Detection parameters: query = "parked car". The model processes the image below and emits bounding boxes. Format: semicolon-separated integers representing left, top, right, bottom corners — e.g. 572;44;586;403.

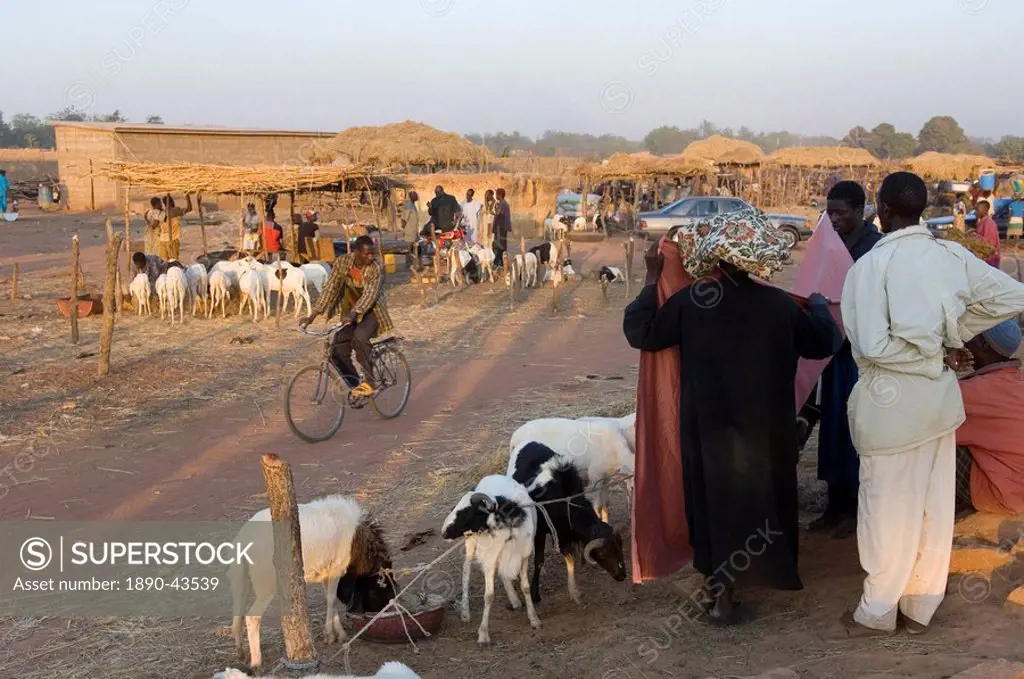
637;196;813;248
924;198;1015;239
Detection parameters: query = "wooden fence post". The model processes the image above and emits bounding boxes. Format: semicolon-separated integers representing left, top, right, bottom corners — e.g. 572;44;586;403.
551;239;562;312
275;256;284;329
105;220;123;314
69;235;80;344
98;230;123;377
198;192;209;257
260;454;318;670
11;262;18;301
504;252;513;310
623;242;632;300
123;183;132;301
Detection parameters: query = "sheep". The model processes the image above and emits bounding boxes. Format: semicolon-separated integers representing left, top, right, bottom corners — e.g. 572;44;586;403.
273;266;312;318
212;661;420;679
528;241;557;271
185;263;209;316
551;214;569;238
508;413;636;523
442;474;540;647
238;269;268;323
468;243;496;283
229;494;396;670
448;247;477;288
597;265;625;294
164;266;188;325
155;274;169;319
238;256;274;313
129;273;152;316
510;441;627;605
504;251;538;288
301;262;330;296
208;269;235;319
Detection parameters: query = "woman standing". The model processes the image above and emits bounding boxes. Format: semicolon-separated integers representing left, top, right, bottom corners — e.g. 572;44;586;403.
401;191;420;244
479;189;496;247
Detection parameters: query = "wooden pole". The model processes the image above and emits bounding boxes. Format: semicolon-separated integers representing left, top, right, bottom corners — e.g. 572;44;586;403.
98;229;123;377
105;220;123;314
89;159;96;211
239;193;247;253
11;262;18;301
504;252;513;310
275;255;284;328
551;239;561;312
624;242;632;299
197;192;209;256
519;235;526;292
258;196;269;261
430;224;440;291
260;454;318;670
69;235;80;344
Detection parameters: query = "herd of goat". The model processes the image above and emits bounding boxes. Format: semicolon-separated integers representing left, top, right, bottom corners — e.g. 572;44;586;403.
129;256;332;324
222;412;636;677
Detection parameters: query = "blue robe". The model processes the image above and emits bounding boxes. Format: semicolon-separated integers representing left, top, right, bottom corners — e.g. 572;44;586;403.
0;175;10;212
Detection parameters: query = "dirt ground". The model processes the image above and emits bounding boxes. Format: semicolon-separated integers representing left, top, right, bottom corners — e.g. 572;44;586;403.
0;209;1021;679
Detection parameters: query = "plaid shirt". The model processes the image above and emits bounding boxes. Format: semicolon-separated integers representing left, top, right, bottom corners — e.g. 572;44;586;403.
312;253;393;336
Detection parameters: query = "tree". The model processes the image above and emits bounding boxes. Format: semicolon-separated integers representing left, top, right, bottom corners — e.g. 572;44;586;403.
993;136;1024;164
868;123;917;159
145;114;164;124
918;116;970;154
92;109;128;123
643;126;697;154
49;106;88;122
9;113;54;148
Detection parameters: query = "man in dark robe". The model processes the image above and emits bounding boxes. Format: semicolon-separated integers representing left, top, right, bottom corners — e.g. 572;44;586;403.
427;185;462;234
623;214;842;624
805;181;884;538
492;187;511;269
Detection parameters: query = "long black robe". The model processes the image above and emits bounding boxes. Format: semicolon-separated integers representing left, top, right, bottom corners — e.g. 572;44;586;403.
624;271;841;590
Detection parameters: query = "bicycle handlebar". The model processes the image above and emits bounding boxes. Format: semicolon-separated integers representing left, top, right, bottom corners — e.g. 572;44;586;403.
298;322;350;337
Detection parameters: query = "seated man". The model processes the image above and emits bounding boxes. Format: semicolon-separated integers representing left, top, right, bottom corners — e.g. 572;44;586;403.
299;235;393;398
956;318;1024;515
131;251;166;287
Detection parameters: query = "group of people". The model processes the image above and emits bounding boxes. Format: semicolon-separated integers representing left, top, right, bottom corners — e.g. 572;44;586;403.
625;171;1024;635
400;184;512;269
242;203;323;261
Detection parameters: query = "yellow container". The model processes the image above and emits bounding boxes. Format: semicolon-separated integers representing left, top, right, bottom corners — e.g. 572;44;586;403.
383;253;405;274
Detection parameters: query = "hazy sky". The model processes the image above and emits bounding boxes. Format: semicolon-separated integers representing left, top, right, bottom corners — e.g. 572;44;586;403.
5;0;1021;141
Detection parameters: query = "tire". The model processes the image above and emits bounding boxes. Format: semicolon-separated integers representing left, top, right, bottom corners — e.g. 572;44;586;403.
370;347;412;420
778;226;799;249
284;364;346;443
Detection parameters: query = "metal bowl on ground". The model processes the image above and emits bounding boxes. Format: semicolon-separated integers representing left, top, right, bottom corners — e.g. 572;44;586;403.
3;213;18;222
348;593;447;644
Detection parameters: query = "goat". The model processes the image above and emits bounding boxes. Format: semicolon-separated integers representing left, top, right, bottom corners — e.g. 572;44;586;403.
208;269;234;319
238;269;268;323
597;265;625;285
129;273;152;316
442;475;540;647
504;251;538;288
510;442;627;605
448;247;478;288
165;266;188;324
185;263;209;316
273;266;312;318
300;262;330;295
229;494;396;670
528;242;557;271
551;215;569;238
212;661;420;679
509;413;636;523
155;274;169;319
468;243;496;283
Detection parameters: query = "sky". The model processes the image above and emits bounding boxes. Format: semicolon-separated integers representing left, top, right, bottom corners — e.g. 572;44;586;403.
3;0;1021;142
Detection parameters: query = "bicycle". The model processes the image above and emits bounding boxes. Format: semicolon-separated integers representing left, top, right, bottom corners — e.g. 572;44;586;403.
284;322;412;443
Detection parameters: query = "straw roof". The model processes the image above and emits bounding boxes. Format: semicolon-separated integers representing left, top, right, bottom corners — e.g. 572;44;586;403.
904;152;997;180
765;146;882;168
579;152;714;179
681;135;765;165
314;121;492;170
96;161;404;195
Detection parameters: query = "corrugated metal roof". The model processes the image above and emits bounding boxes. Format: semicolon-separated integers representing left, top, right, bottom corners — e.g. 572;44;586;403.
47;121;337;138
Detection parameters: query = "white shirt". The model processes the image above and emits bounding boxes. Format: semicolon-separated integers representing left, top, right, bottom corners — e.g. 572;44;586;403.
460;200;482;233
841;225;1024;455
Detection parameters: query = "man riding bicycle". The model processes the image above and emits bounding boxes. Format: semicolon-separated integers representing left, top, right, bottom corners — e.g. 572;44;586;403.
300;235;393;398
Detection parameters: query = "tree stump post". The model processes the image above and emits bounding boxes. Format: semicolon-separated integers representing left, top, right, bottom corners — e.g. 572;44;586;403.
11;262;18;301
98;230;123;377
70;235;80;344
105;220;123;314
624;242;632;299
198;192;209;257
504;252;513;310
260;454;318;670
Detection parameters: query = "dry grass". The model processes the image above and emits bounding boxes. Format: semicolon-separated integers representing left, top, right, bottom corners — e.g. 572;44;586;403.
681;135;765;166
904;152;998;181
765;146;882;168
312;121;492;171
578;152;714;180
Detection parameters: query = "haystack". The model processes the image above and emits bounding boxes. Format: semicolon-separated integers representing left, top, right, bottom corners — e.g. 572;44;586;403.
580;152;713;180
315;121;492;171
766;146;882;168
681;135;764;165
904;152;997;180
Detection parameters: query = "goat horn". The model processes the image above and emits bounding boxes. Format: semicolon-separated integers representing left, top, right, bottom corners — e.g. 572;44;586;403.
469;493;494;510
583;538;604;566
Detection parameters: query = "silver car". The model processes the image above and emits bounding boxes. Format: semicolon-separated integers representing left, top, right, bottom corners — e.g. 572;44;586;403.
637;196;812;249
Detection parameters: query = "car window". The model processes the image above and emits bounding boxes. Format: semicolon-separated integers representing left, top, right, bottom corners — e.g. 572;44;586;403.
664;199;694;216
687;200;719;218
724;199;746;213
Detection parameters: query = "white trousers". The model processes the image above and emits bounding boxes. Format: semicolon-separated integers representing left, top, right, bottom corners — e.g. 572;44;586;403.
854;433;956;631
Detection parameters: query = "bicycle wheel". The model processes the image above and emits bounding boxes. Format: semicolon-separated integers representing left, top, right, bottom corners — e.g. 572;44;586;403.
284;364;346;443
370;347;412;419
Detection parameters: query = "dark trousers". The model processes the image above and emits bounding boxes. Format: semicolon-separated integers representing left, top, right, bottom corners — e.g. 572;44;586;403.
331;313;378;386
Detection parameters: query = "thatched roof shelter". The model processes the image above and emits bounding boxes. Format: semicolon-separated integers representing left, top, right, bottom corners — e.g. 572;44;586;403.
904;152;997;180
681;135;764;166
313;121;492;171
96;161;405;195
579;151;714;180
765;146;882;168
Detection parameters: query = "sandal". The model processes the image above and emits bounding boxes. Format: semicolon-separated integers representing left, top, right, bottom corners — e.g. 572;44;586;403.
350;382;377;398
840;610;895;638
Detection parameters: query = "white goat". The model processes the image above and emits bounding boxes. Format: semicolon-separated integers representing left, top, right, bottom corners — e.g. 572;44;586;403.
185;263;209;316
300;262;329;295
164;266;188;325
274;266;312;318
208;269;235;318
468;243;496;283
229;494;395;670
238;269;268;323
504;251;538;288
508;413;636;523
212;662;420;679
155;274;168;319
442;475;540;647
129;273;152;316
448;247;475;288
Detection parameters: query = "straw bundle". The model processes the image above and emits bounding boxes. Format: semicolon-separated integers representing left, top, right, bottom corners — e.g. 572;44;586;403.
766;146;882;168
580;152;713;179
681;135;764;165
96;161;403;195
314;121;492;170
940;228;997;261
904;152;996;180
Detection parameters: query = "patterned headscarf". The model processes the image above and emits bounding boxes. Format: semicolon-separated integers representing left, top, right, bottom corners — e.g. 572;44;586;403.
670;208;788;280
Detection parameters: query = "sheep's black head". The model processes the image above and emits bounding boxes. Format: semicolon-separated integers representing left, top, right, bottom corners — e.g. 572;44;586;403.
338;520;398;614
275;269;288;280
583;527;626;582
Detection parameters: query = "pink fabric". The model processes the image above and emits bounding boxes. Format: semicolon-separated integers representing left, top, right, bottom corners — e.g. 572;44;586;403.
631;238;699;583
975;216;1001;267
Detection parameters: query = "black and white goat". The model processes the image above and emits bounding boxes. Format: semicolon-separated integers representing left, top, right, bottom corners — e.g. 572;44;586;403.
442;474;540;646
597;265;626;284
229;495;396;669
509;442;626;606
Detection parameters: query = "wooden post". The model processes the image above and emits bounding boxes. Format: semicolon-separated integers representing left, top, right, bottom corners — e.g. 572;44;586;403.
504;252;513;310
69;235;80;344
624;242;632;299
98;229;123;377
162;194;172;261
197;192;209;256
105;221;123;314
11;262;18;301
275;255;284;328
258;196;269;261
89;159;96;211
123;183;132;301
551;239;561;312
239;193;247;253
430;224;440;290
260;454;318;670
519;236;526;292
